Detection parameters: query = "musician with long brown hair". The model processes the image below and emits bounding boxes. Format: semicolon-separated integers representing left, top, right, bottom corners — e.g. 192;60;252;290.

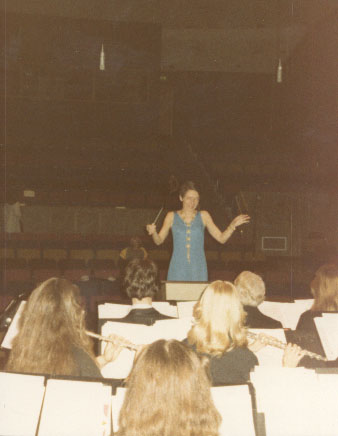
296;263;338;332
186;280;305;385
146;181;249;282
116;339;221;436
291;263;338;368
6;277;122;377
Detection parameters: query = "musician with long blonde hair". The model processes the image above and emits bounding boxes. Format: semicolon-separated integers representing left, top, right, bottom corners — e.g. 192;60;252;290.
117;339;221;436
187;280;305;385
6;277;122;377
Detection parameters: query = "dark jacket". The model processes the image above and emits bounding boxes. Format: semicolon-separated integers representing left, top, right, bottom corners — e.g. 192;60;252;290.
185;341;258;385
287;310;338;369
244;305;283;329
111;307;173;326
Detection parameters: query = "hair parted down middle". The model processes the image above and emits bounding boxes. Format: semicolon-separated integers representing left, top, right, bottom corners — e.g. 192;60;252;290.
117;339;221;436
6;277;95;376
123;258;159;299
188;280;248;356
311;263;338;311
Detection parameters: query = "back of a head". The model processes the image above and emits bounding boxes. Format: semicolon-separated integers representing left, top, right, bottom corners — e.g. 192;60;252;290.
311;264;338;311
6;277;91;375
117;339;221;436
234;271;266;307
188;280;247;355
123;258;159;300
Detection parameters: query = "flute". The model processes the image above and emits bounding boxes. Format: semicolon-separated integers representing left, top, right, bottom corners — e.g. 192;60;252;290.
85;330;140;352
247;331;328;362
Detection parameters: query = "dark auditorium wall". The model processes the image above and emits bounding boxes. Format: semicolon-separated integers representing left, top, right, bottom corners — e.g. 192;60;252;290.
1;192;337;260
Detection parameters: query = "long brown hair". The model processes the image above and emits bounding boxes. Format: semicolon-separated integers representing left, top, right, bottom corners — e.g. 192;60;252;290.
188;280;248;356
311;264;338;311
6;277;95;376
117;340;221;436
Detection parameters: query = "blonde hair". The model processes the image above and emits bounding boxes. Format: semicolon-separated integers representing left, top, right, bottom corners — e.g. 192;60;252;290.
188;280;247;356
234;271;266;306
6;278;95;376
117;340;221;436
311;264;338;311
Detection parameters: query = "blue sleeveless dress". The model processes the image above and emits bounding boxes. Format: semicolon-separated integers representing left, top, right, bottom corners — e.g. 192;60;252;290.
167;211;208;282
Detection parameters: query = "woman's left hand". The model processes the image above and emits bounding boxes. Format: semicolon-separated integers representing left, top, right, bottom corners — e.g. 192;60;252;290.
230;214;250;229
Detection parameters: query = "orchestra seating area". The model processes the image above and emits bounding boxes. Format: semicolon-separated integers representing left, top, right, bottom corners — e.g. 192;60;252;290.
1;231;330;312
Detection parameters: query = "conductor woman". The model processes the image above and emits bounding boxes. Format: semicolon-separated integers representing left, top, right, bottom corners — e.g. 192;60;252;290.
147;181;249;282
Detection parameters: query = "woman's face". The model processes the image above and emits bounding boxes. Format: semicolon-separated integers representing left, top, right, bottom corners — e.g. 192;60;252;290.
180;189;200;210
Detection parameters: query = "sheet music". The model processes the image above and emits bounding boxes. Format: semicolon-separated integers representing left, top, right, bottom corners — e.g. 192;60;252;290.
250;328;286;366
101;318;192;348
314;314;338;360
259;300;313;330
316;373;338;435
111;387;126;433
112;385;255;436
100;347;136;379
177;301;197;318
98;303;130;319
98;302;178;319
211;385;255;436
38;379;112;436
1;300;26;349
152;302;178;318
0;371;45;436
251;366;320;436
100;318;192;379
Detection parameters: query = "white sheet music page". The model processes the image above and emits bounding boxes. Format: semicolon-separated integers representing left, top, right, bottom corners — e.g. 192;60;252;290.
250;328;286;366
250;366;319;436
1;300;26;349
100;319;192;379
258;301;308;330
101;318;192;348
211;385;255;436
111;387;126;433
177;300;196;318
316;373;338;436
38;379;112;436
98;303;130;319
98;302;178;319
0;371;45;436
152;318;192;341
314;313;338;360
152;302;178;317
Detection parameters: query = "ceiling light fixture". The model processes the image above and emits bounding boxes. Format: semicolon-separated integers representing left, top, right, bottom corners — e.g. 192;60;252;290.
99;44;105;71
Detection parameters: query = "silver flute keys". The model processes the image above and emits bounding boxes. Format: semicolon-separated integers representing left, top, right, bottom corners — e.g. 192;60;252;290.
247;331;328;362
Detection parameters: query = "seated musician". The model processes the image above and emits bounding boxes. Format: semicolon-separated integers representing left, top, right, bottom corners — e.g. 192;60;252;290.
185;280;305;385
116;339;221;436
290;264;338;368
296;263;338;332
6;278;122;378
114;258;173;326
234;271;283;329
